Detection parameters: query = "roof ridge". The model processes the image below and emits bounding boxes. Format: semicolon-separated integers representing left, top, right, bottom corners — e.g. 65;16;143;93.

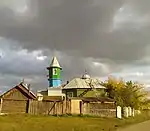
18;83;37;98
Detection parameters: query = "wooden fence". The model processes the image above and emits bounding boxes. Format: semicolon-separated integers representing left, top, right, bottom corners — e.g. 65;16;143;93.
28;99;116;117
28;100;71;115
80;101;116;117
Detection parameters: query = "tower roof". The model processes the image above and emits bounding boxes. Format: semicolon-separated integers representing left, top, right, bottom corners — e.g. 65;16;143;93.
63;78;106;89
50;56;61;68
82;70;91;79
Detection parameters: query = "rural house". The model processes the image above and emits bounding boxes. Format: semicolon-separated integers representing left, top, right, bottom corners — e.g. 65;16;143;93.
0;82;36;114
62;72;107;98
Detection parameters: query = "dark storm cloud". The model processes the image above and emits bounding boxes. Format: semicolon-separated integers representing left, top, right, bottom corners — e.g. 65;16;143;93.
0;43;114;91
1;0;150;62
1;0;150;91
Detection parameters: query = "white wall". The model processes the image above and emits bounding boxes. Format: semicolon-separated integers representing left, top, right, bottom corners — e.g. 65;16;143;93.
48;88;63;96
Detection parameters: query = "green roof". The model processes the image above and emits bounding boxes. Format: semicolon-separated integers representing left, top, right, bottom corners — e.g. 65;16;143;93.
63;78;106;89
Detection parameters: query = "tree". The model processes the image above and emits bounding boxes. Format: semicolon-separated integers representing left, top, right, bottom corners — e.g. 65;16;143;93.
125;81;148;109
102;76;148;109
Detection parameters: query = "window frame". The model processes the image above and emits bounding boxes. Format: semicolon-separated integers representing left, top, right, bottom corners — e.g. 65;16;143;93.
53;68;57;75
67;92;73;97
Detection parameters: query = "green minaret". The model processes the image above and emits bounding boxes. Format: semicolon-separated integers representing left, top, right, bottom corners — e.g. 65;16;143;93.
47;56;62;87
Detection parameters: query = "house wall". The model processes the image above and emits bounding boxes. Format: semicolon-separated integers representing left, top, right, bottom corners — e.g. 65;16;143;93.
2;100;28;113
1;88;29;114
2;88;28;100
48;88;63;96
62;89;77;97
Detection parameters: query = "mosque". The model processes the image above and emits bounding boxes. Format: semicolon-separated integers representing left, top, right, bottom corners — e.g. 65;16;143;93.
0;56;114;115
37;56;107;100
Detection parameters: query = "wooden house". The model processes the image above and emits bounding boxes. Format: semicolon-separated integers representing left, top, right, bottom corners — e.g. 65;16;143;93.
62;73;107;98
0;82;36;114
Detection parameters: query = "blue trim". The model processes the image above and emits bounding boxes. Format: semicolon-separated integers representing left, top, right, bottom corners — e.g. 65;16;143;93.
48;78;62;80
48;79;61;87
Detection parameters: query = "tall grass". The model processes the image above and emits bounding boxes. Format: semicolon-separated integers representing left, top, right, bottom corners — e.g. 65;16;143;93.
0;111;150;131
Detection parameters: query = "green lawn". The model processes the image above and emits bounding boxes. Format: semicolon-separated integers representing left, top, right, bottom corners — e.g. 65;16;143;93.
0;113;150;131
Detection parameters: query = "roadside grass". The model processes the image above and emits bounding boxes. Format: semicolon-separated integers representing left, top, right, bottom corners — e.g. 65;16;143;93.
0;111;150;131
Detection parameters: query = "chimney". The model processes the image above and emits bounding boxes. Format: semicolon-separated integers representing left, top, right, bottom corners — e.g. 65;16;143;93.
28;84;31;92
22;78;25;83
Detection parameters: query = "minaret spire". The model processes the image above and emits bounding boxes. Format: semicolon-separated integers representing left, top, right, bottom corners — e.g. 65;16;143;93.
50;56;61;68
47;56;62;88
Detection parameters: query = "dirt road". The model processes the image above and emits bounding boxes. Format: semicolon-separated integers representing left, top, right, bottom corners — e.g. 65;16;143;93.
118;120;150;131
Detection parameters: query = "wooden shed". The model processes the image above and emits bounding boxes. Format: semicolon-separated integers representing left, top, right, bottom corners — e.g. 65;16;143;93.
0;82;36;114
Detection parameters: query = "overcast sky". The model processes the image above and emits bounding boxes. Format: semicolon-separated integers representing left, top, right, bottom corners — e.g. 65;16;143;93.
1;0;150;93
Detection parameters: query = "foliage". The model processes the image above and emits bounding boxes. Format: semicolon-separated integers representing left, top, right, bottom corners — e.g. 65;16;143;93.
102;76;148;109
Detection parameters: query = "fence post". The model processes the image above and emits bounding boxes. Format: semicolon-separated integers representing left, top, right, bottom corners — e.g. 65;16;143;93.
116;106;122;119
26;99;30;113
61;101;64;115
132;108;135;117
128;107;132;117
80;101;83;115
64;97;67;114
123;107;129;118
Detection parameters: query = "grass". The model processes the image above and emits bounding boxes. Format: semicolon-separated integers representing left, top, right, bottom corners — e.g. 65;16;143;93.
0;112;150;131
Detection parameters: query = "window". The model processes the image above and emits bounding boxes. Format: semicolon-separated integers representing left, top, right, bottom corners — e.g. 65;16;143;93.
67;92;73;97
53;68;57;75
